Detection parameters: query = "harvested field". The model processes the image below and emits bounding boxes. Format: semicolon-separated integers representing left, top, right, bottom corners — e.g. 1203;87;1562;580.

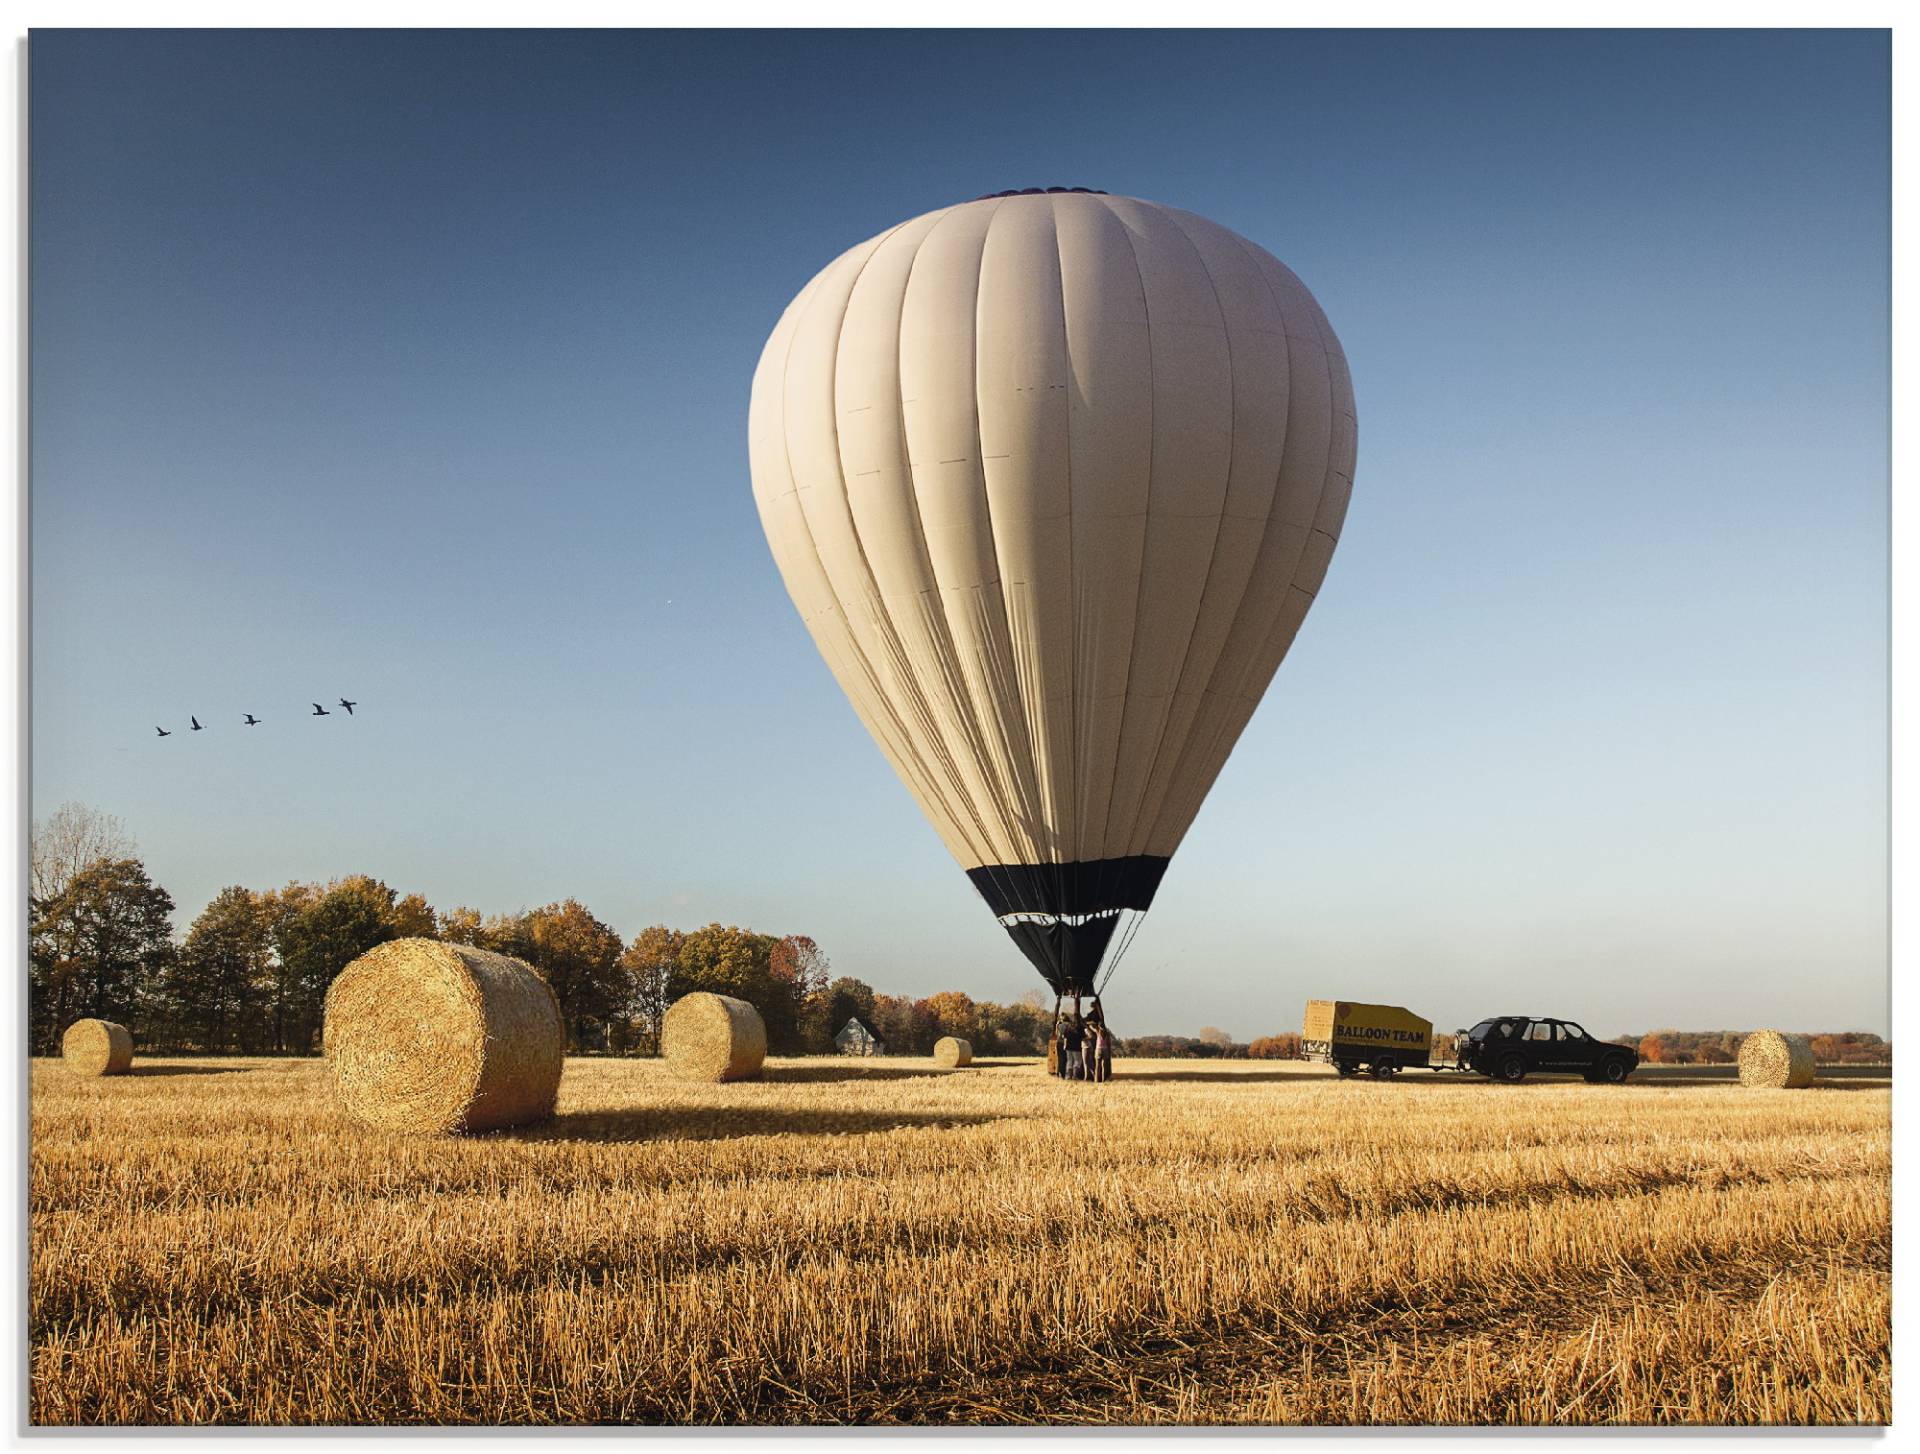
29;1056;1889;1426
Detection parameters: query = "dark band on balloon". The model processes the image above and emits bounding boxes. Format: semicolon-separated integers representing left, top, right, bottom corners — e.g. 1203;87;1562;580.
966;856;1170;995
965;856;1170;919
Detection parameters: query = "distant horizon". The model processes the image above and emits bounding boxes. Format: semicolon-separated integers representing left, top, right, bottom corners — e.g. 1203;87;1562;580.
31;29;1890;1040
26;791;1894;1047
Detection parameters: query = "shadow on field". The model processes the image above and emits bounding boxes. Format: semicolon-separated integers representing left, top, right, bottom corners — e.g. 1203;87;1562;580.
1299;1072;1889;1093
769;1058;1030;1083
767;1065;953;1084
1630;1075;1888;1092
1116;1070;1320;1084
126;1064;254;1077
516;1106;1015;1144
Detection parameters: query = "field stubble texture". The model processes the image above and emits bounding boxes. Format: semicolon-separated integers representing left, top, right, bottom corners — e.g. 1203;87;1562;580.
30;1056;1888;1426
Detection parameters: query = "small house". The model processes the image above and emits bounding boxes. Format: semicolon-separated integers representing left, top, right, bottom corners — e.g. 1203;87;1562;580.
835;1017;885;1057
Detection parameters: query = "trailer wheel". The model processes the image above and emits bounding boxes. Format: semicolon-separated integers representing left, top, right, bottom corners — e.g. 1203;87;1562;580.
1335;1061;1359;1077
1497;1053;1528;1083
1369;1061;1395;1079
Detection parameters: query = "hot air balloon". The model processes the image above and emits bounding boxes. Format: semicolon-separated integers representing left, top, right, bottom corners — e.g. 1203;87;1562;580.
748;187;1355;1016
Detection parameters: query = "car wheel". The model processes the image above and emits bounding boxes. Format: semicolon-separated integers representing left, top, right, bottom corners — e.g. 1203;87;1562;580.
1601;1057;1630;1084
1498;1053;1528;1083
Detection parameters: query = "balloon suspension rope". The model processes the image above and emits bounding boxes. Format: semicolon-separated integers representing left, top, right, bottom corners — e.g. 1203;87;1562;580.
1096;909;1147;997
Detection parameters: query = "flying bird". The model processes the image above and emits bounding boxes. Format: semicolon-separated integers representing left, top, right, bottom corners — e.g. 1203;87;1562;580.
190;716;204;732
243;714;261;726
338;698;357;715
311;703;330;716
154;726;171;738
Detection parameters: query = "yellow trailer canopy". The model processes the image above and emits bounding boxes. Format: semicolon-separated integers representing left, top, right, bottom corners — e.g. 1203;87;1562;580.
1302;1000;1433;1056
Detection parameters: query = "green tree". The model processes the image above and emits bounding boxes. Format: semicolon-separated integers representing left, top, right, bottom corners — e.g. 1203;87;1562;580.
975;994;1049;1055
28;856;176;1052
817;976;876;1051
165;886;271;1051
671;923;802;1048
255;883;319;1051
272;876;399;1052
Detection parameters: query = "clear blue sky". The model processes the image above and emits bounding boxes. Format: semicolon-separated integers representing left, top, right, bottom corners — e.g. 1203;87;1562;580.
31;29;1889;1039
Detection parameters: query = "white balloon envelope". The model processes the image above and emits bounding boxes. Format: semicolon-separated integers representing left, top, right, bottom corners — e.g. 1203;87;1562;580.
748;188;1356;997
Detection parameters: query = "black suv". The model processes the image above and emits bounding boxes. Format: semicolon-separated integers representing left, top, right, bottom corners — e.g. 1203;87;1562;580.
1455;1017;1637;1084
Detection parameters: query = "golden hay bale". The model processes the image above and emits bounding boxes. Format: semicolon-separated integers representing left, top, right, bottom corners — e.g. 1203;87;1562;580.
323;938;564;1134
1738;1030;1816;1089
61;1019;132;1076
933;1036;973;1068
662;992;766;1082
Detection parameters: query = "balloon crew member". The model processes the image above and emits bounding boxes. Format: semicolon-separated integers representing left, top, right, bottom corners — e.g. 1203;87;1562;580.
1062;1016;1084;1081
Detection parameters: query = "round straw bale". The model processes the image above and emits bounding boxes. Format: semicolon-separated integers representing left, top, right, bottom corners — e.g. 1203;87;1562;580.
933;1036;973;1068
663;992;765;1082
323;938;564;1134
1738;1029;1816;1089
62;1019;132;1076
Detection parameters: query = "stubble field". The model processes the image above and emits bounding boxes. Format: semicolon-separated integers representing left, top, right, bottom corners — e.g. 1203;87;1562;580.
30;1054;1889;1426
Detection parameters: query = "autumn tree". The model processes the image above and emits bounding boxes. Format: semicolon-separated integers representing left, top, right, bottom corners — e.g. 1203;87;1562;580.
436;906;486;945
921;990;980;1044
519;900;627;1049
618;925;684;1055
870;993;938;1055
1248;1033;1301;1059
772;934;835;1050
387;892;438;940
770;935;831;1000
1638;1034;1668;1065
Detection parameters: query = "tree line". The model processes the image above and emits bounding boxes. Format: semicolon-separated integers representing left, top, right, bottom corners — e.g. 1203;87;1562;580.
26;804;1074;1058
40;806;1884;1065
1627;1029;1891;1065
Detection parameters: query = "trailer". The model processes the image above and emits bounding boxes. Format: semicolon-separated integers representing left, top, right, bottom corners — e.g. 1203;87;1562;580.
1301;1000;1434;1078
1304;1004;1639;1084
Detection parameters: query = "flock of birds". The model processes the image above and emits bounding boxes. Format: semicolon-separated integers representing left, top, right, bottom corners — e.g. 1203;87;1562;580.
154;698;358;738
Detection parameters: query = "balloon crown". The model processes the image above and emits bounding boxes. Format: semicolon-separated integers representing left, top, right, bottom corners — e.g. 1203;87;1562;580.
975;186;1110;200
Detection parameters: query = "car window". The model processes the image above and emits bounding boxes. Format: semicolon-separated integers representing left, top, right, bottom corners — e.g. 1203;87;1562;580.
1468;1020;1496;1038
1494;1020;1517;1038
1527;1021;1554;1041
1561;1023;1590;1041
